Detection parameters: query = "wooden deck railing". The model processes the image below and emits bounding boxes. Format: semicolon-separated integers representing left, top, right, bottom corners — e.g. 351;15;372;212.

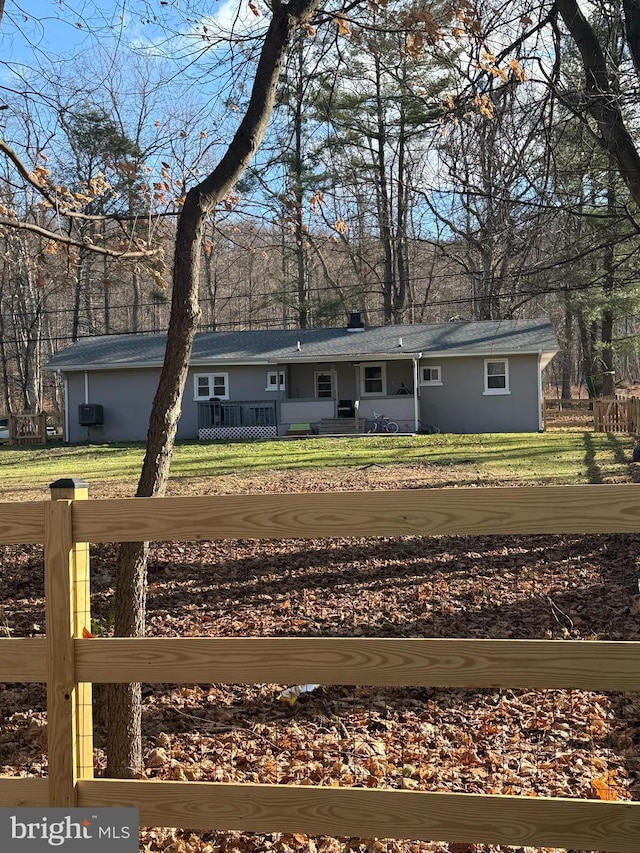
0;482;639;851
197;399;277;429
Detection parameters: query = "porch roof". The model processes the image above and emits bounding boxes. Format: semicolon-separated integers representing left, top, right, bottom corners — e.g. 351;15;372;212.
46;319;558;372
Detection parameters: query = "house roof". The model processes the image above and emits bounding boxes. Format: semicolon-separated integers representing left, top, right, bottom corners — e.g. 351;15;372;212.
46;319;559;371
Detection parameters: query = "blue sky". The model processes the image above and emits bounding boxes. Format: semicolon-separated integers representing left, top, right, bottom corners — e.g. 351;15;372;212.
0;1;265;64
1;1;122;63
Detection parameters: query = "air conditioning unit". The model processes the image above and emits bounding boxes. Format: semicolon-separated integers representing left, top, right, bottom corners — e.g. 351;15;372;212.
78;404;104;426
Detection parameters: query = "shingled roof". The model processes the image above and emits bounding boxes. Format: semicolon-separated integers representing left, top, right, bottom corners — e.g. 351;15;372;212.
46;318;558;371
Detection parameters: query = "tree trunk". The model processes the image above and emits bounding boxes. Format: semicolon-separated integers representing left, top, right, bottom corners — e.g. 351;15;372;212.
601;160;617;398
624;0;640;74
102;222;110;334
292;35;309;330
561;292;573;399
106;540;148;778
394;71;409;323
72;259;82;342
106;0;323;779
372;53;394;323
131;267;141;333
556;0;640;208
202;223;219;331
0;248;11;413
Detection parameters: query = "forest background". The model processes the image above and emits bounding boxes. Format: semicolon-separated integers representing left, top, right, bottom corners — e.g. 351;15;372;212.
0;0;639;416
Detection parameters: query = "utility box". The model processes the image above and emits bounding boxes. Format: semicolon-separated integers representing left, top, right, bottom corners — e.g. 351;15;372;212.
78;403;104;426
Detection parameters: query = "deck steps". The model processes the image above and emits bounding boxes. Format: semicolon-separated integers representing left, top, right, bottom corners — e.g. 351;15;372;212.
317;417;362;435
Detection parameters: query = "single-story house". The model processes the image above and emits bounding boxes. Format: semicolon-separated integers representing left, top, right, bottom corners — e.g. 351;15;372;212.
46;315;558;443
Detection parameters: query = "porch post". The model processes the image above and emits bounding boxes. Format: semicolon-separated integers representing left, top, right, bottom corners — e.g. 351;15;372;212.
413;358;420;432
277;364;284;432
353;362;360;415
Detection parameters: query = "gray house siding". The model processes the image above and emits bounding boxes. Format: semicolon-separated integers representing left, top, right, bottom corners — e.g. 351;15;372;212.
67;364;287;442
66;368;161;443
63;354;541;442
191;364;274;402
419;355;540;433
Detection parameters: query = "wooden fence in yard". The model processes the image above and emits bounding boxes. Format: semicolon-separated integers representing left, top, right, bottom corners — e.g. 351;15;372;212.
542;397;593;430
8;412;48;445
1;411;64;445
593;398;640;433
1;481;640;851
543;396;640;433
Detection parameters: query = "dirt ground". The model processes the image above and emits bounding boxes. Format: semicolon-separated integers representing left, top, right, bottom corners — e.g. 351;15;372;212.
1;464;639;853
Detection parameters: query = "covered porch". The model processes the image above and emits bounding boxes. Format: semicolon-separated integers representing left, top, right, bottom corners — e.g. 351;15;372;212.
196;354;423;440
280;353;422;434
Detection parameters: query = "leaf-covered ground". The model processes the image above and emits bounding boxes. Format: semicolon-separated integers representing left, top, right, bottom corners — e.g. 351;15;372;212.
1;464;640;853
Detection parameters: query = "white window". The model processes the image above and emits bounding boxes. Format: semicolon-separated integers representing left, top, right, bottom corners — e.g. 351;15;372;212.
360;363;386;396
484;359;510;395
315;371;334;398
266;370;286;391
420;365;442;386
194;372;229;401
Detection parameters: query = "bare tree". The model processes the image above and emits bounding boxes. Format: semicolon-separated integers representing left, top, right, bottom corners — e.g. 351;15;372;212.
107;0;325;778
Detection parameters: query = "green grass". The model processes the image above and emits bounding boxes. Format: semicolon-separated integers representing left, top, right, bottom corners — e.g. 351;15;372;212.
0;430;634;495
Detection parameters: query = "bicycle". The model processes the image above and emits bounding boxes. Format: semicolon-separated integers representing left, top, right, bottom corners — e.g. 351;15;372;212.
370;411;399;433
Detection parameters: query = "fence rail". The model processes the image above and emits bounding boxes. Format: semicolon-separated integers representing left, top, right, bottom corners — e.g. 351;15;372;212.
2;633;639;690
69;484;640;541
1;483;640;851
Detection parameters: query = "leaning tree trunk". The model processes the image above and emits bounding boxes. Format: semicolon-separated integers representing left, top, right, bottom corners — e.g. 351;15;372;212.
556;0;640;209
106;0;323;779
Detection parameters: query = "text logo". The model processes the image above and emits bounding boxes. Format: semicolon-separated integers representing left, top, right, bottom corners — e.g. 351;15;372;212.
0;808;138;851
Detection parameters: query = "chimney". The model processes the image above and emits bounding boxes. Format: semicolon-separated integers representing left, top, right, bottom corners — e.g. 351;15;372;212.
347;311;365;332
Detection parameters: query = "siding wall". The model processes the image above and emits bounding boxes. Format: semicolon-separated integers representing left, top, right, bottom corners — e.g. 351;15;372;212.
66;368;161;443
419;355;540;433
62;353;541;442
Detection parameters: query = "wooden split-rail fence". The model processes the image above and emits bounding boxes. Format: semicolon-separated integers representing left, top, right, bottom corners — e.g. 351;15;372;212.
1;480;640;851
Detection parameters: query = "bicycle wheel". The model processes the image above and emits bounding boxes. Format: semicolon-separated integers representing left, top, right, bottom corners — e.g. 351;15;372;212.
369;420;378;433
386;421;399;433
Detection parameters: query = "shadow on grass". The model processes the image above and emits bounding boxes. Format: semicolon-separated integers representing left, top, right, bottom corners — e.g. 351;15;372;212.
597;430;640;483
606;432;630;465
583;431;604;483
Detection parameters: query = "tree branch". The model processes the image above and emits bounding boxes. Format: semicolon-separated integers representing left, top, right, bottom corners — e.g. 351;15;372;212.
0;138;168;224
0;217;158;259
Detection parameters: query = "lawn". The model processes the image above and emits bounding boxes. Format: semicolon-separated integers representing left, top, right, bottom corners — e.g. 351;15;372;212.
0;430;635;500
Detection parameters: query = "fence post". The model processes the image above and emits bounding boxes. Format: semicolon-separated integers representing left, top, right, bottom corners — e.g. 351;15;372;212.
47;478;93;807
